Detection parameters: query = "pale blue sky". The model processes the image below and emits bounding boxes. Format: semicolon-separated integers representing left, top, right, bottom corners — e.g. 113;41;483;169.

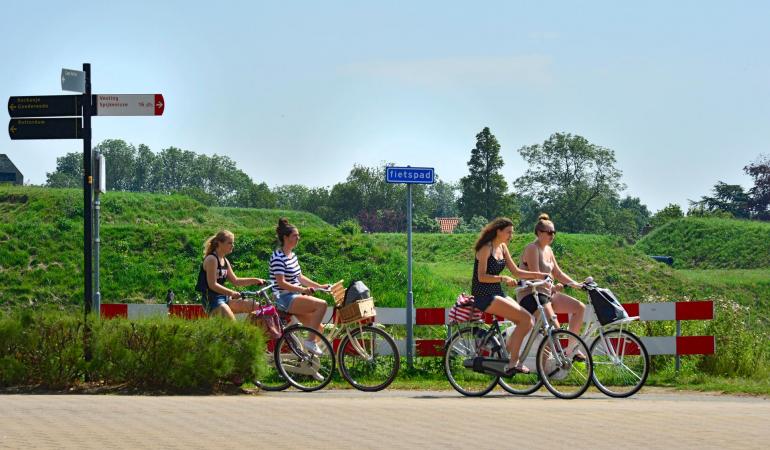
3;0;769;212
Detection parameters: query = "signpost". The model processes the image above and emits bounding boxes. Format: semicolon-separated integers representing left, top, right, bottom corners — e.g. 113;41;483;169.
385;166;435;369
7;63;164;324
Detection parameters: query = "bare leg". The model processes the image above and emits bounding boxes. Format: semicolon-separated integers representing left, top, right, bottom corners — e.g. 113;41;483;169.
210;303;236;320
551;292;585;335
288;295;327;335
485;296;534;368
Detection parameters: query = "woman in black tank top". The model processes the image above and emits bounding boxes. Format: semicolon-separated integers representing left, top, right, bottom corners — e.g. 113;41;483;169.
471;218;550;375
201;230;266;319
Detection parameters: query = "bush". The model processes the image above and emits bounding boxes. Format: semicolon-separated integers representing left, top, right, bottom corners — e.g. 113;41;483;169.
337;219;362;235
0;311;84;388
0;311;266;392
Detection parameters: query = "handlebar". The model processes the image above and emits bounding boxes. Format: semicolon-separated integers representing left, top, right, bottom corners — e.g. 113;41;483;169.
513;276;553;294
240;281;277;297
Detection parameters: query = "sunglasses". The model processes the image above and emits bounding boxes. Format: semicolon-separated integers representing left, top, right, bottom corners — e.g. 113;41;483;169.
540;230;556;236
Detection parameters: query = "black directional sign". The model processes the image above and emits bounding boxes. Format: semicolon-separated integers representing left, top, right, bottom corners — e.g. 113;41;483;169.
8;118;83;140
8;95;83;118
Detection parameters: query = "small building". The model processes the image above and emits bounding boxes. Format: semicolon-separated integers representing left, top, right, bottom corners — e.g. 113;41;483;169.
0;154;23;185
436;217;460;234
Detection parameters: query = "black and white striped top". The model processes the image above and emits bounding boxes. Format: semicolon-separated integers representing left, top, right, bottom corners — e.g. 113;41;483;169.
269;249;302;295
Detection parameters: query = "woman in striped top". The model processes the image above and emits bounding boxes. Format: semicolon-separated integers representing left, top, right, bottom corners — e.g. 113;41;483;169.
269;218;330;355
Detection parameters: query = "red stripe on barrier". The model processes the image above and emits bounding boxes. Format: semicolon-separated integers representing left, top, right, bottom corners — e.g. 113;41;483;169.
607;337;642;356
676;336;715;355
169;304;206;320
676;301;714;320
622;303;639;317
416;339;445;357
556;313;569;323
101;304;127;319
482;313;505;324
416;308;445;325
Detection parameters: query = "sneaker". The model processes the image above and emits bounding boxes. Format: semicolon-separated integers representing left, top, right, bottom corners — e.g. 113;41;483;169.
310;371;325;382
304;339;324;356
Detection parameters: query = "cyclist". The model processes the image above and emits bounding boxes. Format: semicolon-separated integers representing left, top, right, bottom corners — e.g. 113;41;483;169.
269;217;331;356
472;217;551;375
198;230;266;319
517;213;586;360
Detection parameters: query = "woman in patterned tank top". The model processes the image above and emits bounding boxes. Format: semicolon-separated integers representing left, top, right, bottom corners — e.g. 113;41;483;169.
471;217;550;375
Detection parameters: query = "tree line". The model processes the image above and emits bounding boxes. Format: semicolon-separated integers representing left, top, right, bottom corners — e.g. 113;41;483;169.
45;132;770;239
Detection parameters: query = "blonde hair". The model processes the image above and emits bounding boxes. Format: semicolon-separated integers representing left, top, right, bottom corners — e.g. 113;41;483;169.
474;217;514;252
203;230;234;258
534;213;554;235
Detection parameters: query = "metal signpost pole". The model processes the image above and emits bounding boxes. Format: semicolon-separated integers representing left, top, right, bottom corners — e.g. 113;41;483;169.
93;152;102;317
83;63;93;318
406;183;414;369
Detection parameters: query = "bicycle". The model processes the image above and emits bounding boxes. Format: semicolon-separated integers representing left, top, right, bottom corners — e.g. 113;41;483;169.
444;278;593;399
241;283;336;392
316;281;400;392
579;278;650;397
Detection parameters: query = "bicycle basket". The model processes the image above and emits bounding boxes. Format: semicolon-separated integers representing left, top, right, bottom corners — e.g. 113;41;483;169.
448;293;484;323
588;287;628;325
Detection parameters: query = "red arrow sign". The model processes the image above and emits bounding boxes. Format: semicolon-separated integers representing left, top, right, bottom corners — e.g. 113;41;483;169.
94;94;165;116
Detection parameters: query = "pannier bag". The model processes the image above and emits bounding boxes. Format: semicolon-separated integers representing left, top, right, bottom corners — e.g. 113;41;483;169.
248;304;282;340
344;280;371;306
448;293;484;323
588;287;629;325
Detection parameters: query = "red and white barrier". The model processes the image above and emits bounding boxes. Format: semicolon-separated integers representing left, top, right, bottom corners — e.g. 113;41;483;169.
101;301;715;356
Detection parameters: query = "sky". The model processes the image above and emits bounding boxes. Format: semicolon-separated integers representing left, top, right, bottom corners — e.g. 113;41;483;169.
3;0;769;212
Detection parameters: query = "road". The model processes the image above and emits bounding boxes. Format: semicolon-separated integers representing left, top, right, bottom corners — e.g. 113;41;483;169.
1;388;767;449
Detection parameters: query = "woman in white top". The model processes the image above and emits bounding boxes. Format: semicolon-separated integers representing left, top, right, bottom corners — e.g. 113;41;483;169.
269;218;330;355
518;214;586;359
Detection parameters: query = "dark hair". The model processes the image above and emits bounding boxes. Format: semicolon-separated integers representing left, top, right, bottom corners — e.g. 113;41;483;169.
276;217;297;244
474;217;514;252
534;213;554;235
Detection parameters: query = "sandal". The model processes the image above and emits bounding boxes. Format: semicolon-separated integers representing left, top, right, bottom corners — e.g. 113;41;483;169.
503;362;531;376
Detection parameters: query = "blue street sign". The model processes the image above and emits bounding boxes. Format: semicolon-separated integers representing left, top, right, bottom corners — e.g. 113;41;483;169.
385;166;435;184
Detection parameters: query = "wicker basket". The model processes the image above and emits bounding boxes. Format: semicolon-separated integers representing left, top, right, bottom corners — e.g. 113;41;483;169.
338;298;376;323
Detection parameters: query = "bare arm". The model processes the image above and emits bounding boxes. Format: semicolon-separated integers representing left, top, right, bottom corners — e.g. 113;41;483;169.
299;274;329;290
549;250;580;287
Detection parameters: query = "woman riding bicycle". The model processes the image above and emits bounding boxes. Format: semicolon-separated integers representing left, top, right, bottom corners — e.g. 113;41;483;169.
472;217;550;375
517;213;586;360
269;218;331;356
198;230;266;319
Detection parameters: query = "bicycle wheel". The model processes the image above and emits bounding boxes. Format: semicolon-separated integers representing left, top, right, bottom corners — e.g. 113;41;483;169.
274;326;335;392
338;325;400;392
443;326;499;397
498;360;543;395
590;330;649;398
255;339;291;391
536;330;592;399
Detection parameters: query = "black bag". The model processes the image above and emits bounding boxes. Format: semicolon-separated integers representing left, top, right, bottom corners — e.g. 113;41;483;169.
344;280;371;306
588;287;628;325
195;265;209;310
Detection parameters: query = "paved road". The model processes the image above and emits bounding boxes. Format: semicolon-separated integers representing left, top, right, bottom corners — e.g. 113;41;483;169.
1;388;768;449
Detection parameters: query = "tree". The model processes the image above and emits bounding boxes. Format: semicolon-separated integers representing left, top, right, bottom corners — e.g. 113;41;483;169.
46;152;81;188
514;132;625;233
425;180;459;218
691;181;750;219
458;127;508;221
95;139;137;191
647;203;684;232
744;154;770;220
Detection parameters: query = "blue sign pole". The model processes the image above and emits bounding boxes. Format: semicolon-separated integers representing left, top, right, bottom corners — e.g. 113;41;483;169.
385;166;434;370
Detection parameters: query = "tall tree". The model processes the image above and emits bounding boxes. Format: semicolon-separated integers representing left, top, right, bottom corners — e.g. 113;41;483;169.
744;154;770;220
458;127;508;221
514;132;625;233
691;181;750;219
45;152;81;188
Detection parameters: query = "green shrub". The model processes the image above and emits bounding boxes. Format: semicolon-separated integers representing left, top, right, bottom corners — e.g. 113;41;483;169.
0;311;84;388
338;219;362;235
91;316;265;391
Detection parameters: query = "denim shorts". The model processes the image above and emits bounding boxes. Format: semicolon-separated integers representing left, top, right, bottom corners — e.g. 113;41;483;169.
275;291;299;312
207;294;229;313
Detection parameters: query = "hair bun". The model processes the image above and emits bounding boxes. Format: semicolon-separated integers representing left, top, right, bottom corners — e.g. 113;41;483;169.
538;213;550;221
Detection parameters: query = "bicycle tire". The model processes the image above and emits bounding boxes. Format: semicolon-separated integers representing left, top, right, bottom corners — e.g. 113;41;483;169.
536;330;592;399
338;325;400;392
590;329;649;398
443;326;499;397
274;326;335;392
255;343;291;391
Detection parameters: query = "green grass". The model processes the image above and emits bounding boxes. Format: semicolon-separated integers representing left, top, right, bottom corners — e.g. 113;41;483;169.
637;217;770;269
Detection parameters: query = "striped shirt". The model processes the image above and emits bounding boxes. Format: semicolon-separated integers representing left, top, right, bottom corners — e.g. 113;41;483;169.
269;249;302;295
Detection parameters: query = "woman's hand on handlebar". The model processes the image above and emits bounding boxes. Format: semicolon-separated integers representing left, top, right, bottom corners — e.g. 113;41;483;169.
501;275;517;286
231;291;242;300
254;278;266;286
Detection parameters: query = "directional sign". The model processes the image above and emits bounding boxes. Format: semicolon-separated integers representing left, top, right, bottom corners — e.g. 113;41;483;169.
8;118;83;140
385;166;435;184
94;94;164;116
8;95;82;118
61;68;86;93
